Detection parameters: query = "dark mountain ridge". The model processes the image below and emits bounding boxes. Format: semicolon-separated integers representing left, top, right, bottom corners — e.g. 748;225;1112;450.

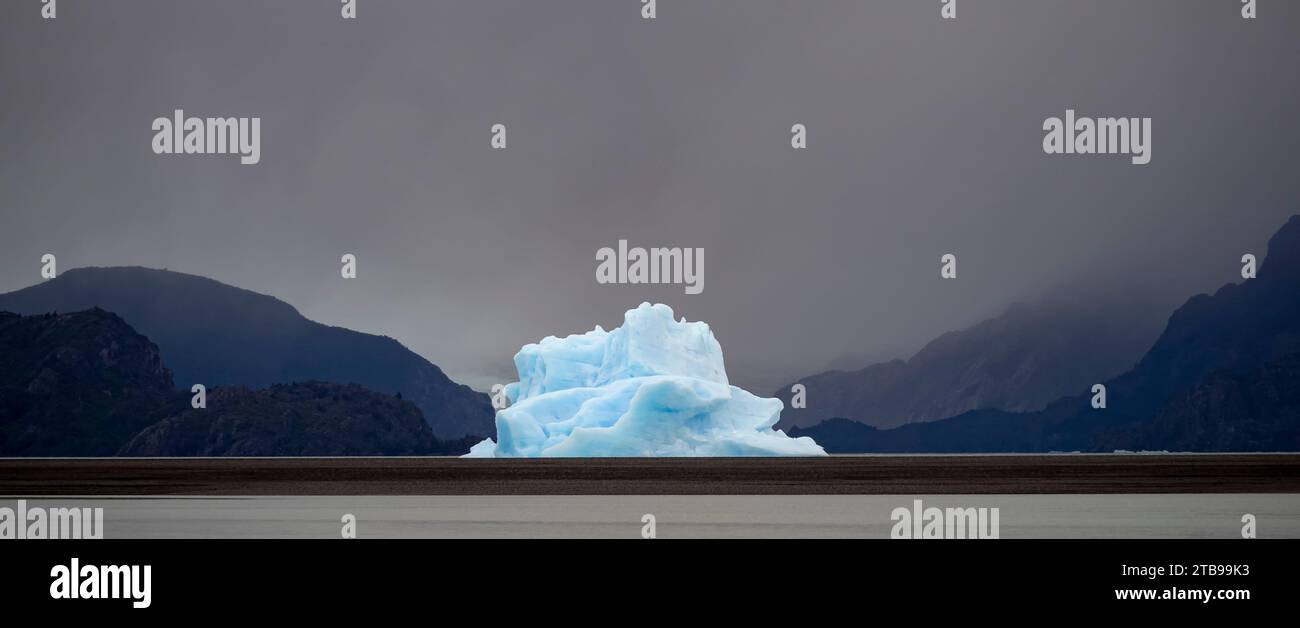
793;215;1300;452
775;291;1162;431
0;308;179;455
119;381;463;457
0;308;470;456
0;267;493;440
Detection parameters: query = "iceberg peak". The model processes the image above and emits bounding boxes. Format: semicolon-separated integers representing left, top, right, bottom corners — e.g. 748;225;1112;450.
466;303;826;457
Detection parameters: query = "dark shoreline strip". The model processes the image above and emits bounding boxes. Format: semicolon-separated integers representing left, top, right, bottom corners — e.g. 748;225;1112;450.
2;455;1299;496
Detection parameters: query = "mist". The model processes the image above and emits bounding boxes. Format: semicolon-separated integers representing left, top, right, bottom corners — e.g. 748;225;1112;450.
2;0;1297;392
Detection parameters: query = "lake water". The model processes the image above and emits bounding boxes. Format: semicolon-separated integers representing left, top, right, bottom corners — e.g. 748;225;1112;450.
5;494;1297;538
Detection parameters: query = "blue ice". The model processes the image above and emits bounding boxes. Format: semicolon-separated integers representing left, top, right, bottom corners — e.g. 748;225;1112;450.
465;303;826;457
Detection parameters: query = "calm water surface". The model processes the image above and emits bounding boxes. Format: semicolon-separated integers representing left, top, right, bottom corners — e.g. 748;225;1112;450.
6;494;1297;538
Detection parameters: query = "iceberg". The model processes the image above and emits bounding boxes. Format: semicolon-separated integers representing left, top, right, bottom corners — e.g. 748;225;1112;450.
465;303;826;457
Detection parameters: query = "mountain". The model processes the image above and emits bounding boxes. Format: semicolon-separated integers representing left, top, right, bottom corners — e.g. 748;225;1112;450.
1103;216;1300;418
1110;352;1300;452
0;309;181;455
0;309;473;456
0;267;493;440
793;214;1300;452
774;296;1162;431
119;381;468;456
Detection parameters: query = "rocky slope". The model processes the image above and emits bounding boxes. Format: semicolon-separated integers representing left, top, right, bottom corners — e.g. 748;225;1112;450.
775;296;1161;430
0;267;493;440
119;381;460;456
1;309;473;456
794;215;1300;452
0;309;180;455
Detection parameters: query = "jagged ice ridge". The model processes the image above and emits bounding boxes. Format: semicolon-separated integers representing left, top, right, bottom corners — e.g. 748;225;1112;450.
466;303;826;457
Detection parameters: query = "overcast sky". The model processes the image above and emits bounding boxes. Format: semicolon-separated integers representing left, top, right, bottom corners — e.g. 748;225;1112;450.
2;0;1298;392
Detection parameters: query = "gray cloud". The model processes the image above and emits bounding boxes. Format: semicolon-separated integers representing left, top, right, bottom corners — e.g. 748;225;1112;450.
2;0;1298;392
